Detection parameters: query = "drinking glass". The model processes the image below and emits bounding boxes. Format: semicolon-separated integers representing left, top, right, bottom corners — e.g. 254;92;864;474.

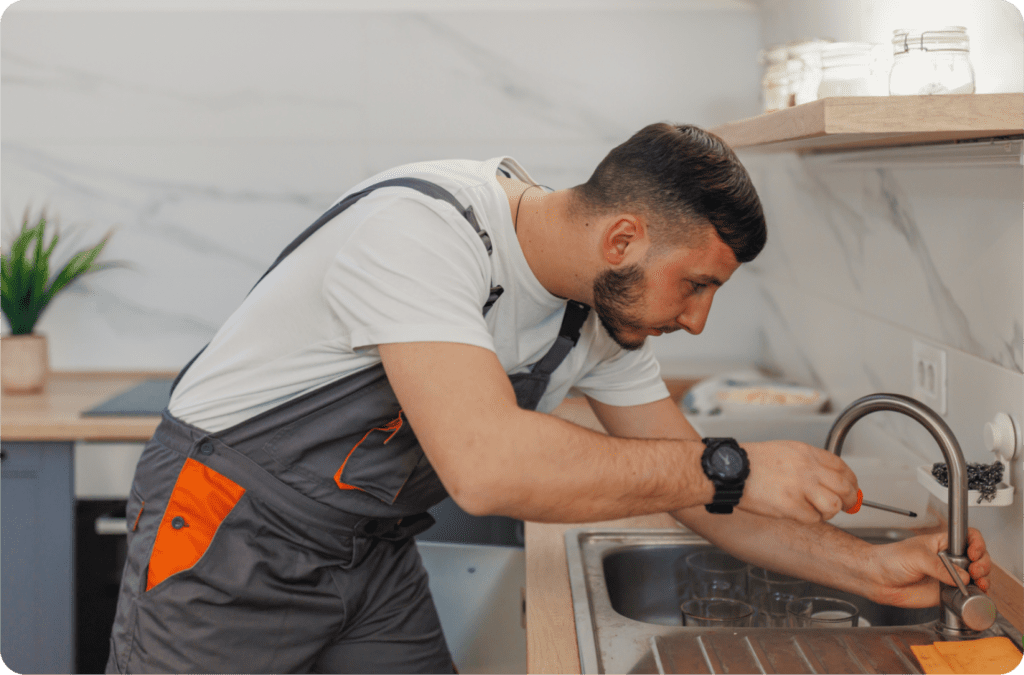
786;596;860;628
748;566;810;627
685;550;749;600
682;597;755;628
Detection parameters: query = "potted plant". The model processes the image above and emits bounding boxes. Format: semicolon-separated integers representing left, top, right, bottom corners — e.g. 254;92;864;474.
1;210;113;394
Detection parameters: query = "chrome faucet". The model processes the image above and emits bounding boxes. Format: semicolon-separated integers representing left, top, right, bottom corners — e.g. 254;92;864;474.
825;393;996;636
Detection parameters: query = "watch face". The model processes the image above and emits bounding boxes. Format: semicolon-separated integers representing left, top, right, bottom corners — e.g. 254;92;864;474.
711;446;743;479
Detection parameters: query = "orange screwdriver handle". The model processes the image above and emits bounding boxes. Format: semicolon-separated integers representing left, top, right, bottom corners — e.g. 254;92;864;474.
845;489;863;514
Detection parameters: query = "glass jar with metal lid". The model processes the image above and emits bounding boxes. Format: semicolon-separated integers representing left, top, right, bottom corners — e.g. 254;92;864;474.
759;39;833;112
889;26;975;96
817;42;889;99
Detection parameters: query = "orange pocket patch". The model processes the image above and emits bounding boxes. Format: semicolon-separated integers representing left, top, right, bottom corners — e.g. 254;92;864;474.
146;458;245;591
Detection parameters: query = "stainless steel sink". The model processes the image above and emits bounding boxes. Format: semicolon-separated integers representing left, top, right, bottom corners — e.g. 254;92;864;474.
565;528;1021;674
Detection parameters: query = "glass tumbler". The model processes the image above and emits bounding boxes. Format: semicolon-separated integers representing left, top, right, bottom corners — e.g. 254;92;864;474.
748;567;810;627
685;550;749;600
786;596;860;628
682;598;755;628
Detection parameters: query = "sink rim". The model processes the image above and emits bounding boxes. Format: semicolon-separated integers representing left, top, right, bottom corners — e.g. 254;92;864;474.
565;526;1021;674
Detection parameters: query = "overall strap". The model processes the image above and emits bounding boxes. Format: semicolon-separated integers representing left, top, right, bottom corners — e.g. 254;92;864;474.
171;177;501;395
508;300;591;410
531;300;590;377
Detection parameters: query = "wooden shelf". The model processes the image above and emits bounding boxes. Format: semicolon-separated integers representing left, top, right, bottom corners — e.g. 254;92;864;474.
711;93;1023;154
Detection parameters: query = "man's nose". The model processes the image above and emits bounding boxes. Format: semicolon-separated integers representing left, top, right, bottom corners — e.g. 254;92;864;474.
676;296;713;335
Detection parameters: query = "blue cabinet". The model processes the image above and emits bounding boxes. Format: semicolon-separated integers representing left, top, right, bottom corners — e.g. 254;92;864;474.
1;442;75;674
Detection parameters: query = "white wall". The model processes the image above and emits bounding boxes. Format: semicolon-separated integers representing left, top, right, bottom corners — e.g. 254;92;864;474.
0;0;764;373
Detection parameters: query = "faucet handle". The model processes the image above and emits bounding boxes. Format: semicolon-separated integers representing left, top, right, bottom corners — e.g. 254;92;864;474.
937;551;971;596
937;551;997;632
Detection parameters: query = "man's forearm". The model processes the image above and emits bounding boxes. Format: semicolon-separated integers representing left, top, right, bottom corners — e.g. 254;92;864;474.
671;506;881;600
456;408;716;522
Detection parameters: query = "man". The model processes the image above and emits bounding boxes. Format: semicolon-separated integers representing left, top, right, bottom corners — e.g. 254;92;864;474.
107;123;990;674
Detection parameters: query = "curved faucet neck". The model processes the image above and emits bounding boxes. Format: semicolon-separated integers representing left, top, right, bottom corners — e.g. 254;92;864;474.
825;393;968;557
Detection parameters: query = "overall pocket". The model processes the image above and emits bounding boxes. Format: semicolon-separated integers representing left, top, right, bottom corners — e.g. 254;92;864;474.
334;410;421;504
255;368;427;506
145;458;245;591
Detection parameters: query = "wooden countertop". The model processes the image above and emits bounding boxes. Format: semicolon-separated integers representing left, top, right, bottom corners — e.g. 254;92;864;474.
1;371;173;441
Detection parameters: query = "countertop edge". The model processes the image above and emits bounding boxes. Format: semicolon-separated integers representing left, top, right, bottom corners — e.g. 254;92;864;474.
1;371;173;442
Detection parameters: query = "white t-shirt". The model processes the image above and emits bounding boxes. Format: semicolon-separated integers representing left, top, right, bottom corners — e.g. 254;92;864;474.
169;157;670;433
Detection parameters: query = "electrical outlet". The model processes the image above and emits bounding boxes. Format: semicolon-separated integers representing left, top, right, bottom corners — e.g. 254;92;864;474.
911;340;947;415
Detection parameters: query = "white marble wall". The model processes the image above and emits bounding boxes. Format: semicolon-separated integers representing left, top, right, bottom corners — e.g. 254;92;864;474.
0;0;763;371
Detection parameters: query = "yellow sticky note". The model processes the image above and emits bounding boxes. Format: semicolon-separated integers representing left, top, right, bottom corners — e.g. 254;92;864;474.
911;644;957;674
933;637;1023;674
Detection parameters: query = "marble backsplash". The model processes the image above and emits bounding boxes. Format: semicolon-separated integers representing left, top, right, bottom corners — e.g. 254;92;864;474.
748;150;1023;377
0;3;764;371
743;147;1024;579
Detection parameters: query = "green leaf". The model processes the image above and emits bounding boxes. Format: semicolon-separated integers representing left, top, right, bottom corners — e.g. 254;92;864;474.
1;212;115;335
3;222;37;331
0;257;12;323
28;223;50;323
42;237;109;306
42;229;60;261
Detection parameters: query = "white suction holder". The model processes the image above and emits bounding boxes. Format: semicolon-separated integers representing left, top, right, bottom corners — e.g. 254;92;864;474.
983;412;1019;462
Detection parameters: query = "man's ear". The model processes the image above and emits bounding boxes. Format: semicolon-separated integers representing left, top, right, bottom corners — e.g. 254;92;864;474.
602;215;648;265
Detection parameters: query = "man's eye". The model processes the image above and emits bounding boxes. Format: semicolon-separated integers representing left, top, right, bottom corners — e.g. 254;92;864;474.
690;281;706;294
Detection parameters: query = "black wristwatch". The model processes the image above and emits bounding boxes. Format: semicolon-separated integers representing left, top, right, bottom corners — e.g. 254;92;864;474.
700;437;749;514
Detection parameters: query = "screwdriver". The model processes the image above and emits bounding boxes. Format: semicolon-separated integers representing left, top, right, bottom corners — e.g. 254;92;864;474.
845;489;918;518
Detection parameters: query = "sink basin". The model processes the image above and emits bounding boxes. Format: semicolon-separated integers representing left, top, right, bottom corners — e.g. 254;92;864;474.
602;534;933;628
565;528;1021;674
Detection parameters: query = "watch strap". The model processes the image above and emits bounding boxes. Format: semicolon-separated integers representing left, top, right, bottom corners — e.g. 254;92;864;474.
701;437;748;515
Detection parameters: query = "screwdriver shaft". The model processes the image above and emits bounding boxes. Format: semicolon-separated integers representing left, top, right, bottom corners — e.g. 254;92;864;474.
861;499;917;517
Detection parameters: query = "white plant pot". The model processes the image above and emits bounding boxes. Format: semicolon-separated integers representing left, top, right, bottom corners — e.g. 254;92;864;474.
1;333;50;394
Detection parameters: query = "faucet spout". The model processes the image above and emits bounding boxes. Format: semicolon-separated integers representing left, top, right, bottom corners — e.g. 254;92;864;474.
825;393;967;555
825;393;993;635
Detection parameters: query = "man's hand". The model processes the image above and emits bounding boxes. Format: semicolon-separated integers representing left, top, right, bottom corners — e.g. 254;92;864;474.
586;398;861;525
866;528;992;608
739;441;860;524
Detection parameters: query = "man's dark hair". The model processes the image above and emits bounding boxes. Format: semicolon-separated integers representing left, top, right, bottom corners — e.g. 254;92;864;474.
571;123;766;263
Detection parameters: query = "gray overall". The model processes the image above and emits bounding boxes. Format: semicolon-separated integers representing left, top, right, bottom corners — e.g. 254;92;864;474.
105;178;590;674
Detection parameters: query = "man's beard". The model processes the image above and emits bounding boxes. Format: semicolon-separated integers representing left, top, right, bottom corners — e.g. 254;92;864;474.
592;263;648;351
